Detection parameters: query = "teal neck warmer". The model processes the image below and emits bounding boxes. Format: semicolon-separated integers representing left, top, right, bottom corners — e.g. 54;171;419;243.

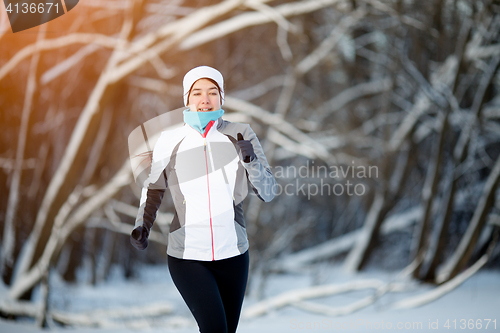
183;109;224;134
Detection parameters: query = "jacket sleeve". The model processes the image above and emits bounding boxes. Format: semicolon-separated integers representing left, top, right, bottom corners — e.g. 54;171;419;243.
134;137;169;231
241;125;277;202
135;180;166;232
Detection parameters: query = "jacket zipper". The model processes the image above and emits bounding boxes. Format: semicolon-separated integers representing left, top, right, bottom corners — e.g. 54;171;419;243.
203;138;215;261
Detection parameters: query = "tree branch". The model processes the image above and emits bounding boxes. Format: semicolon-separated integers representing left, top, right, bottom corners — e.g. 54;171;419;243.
1;25;46;277
0;34;120;81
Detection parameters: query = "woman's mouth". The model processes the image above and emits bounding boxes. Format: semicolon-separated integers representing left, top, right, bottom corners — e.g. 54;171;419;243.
198;108;213;112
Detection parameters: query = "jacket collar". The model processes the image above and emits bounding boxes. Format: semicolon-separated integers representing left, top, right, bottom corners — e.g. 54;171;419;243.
186;117;222;138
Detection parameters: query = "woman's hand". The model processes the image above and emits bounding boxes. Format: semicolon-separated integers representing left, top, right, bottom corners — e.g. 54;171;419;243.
130;226;149;250
236;133;256;163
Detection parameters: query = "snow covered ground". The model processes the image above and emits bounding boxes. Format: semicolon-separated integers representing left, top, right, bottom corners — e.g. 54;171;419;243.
1;264;499;333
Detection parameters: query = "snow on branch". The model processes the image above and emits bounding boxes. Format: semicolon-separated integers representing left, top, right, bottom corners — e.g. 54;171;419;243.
179;0;346;52
316;78;392;119
242;279;386;319
51;302;176;328
224;96;339;164
273;207;422;272
0;299;41;318
8;163;132;300
296;5;366;75
388;55;459;151
0;34;120;81
394;253;489;309
364;0;439;38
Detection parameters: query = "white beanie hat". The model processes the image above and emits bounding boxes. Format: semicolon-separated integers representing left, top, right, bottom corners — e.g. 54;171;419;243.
183;66;224;106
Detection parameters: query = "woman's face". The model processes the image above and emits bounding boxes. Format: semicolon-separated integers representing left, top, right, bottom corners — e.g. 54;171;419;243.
188;79;221;112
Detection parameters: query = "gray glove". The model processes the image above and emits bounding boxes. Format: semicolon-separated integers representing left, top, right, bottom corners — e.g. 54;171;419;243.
236;133;256;163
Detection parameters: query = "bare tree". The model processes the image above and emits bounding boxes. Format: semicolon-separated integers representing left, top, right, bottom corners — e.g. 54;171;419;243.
1;0;499;324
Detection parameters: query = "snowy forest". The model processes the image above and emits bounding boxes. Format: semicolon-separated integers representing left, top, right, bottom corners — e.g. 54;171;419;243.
1;0;500;331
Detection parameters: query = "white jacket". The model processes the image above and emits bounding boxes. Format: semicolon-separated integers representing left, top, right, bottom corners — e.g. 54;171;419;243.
135;118;276;261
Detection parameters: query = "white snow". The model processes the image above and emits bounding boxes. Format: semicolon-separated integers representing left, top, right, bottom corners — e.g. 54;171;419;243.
1;264;499;333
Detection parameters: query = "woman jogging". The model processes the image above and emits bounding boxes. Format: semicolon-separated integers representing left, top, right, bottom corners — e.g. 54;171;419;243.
130;66;277;333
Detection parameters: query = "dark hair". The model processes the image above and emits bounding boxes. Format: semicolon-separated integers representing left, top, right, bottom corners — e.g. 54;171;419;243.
187;78;224;105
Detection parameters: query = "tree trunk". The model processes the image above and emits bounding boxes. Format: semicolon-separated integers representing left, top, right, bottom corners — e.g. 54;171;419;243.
437;154;500;283
410;109;448;277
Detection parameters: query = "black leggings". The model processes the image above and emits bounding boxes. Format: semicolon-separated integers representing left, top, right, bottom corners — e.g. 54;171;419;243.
168;251;249;333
